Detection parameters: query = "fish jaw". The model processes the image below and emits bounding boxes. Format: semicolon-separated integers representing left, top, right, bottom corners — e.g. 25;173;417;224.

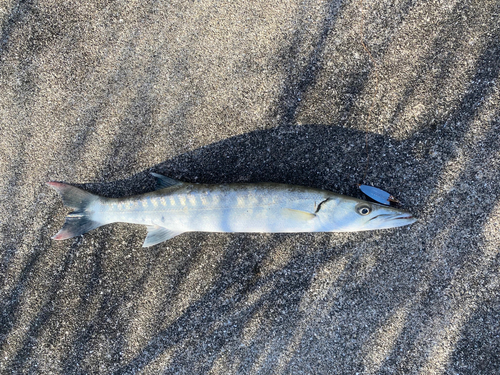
364;211;417;230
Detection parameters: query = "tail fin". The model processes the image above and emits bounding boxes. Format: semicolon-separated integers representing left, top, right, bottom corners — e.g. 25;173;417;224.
47;181;102;240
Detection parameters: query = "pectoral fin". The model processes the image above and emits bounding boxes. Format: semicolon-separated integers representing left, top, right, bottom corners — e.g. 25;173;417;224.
283;208;316;221
143;225;184;247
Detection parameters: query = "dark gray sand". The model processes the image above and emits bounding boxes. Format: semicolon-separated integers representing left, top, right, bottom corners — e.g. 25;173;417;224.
1;0;499;373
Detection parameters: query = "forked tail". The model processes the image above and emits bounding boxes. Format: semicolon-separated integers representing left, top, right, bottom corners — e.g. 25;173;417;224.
47;181;103;240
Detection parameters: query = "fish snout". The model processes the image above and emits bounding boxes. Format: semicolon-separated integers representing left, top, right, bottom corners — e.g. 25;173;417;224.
367;211;417;229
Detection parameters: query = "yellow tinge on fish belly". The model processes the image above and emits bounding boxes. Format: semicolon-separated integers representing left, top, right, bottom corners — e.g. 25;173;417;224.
47;173;417;247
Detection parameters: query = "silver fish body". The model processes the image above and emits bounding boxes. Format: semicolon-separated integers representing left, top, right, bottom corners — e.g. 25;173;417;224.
48;174;417;247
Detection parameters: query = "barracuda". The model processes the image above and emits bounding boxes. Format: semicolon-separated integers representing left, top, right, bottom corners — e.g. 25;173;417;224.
47;173;417;247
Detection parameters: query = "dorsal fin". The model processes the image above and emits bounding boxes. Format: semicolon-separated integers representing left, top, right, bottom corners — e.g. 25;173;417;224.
150;173;183;190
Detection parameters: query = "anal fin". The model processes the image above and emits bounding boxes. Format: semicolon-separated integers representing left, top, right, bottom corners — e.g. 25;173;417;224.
143;225;184;247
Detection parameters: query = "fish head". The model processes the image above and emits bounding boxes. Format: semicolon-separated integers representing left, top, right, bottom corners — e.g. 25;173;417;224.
318;195;417;231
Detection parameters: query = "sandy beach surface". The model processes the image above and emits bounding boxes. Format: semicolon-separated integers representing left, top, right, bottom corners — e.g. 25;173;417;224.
1;0;499;373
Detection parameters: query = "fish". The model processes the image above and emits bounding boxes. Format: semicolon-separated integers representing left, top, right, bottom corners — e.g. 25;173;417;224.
47;173;417;247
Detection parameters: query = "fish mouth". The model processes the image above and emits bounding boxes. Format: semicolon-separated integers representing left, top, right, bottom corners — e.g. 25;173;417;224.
388;213;417;226
368;212;417;228
394;214;414;220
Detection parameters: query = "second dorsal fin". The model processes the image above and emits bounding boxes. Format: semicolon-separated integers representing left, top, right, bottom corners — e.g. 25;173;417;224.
151;173;183;190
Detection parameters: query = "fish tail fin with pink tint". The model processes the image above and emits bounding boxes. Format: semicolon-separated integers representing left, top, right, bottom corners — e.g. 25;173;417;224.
47;181;102;240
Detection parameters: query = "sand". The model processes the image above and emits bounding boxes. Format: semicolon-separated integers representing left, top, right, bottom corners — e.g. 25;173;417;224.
1;0;499;373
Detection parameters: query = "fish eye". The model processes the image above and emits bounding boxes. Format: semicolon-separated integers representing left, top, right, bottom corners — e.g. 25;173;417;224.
356;204;372;216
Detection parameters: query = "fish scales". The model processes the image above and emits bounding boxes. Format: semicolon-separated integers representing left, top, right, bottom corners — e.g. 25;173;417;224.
47;174;416;247
98;184;320;230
